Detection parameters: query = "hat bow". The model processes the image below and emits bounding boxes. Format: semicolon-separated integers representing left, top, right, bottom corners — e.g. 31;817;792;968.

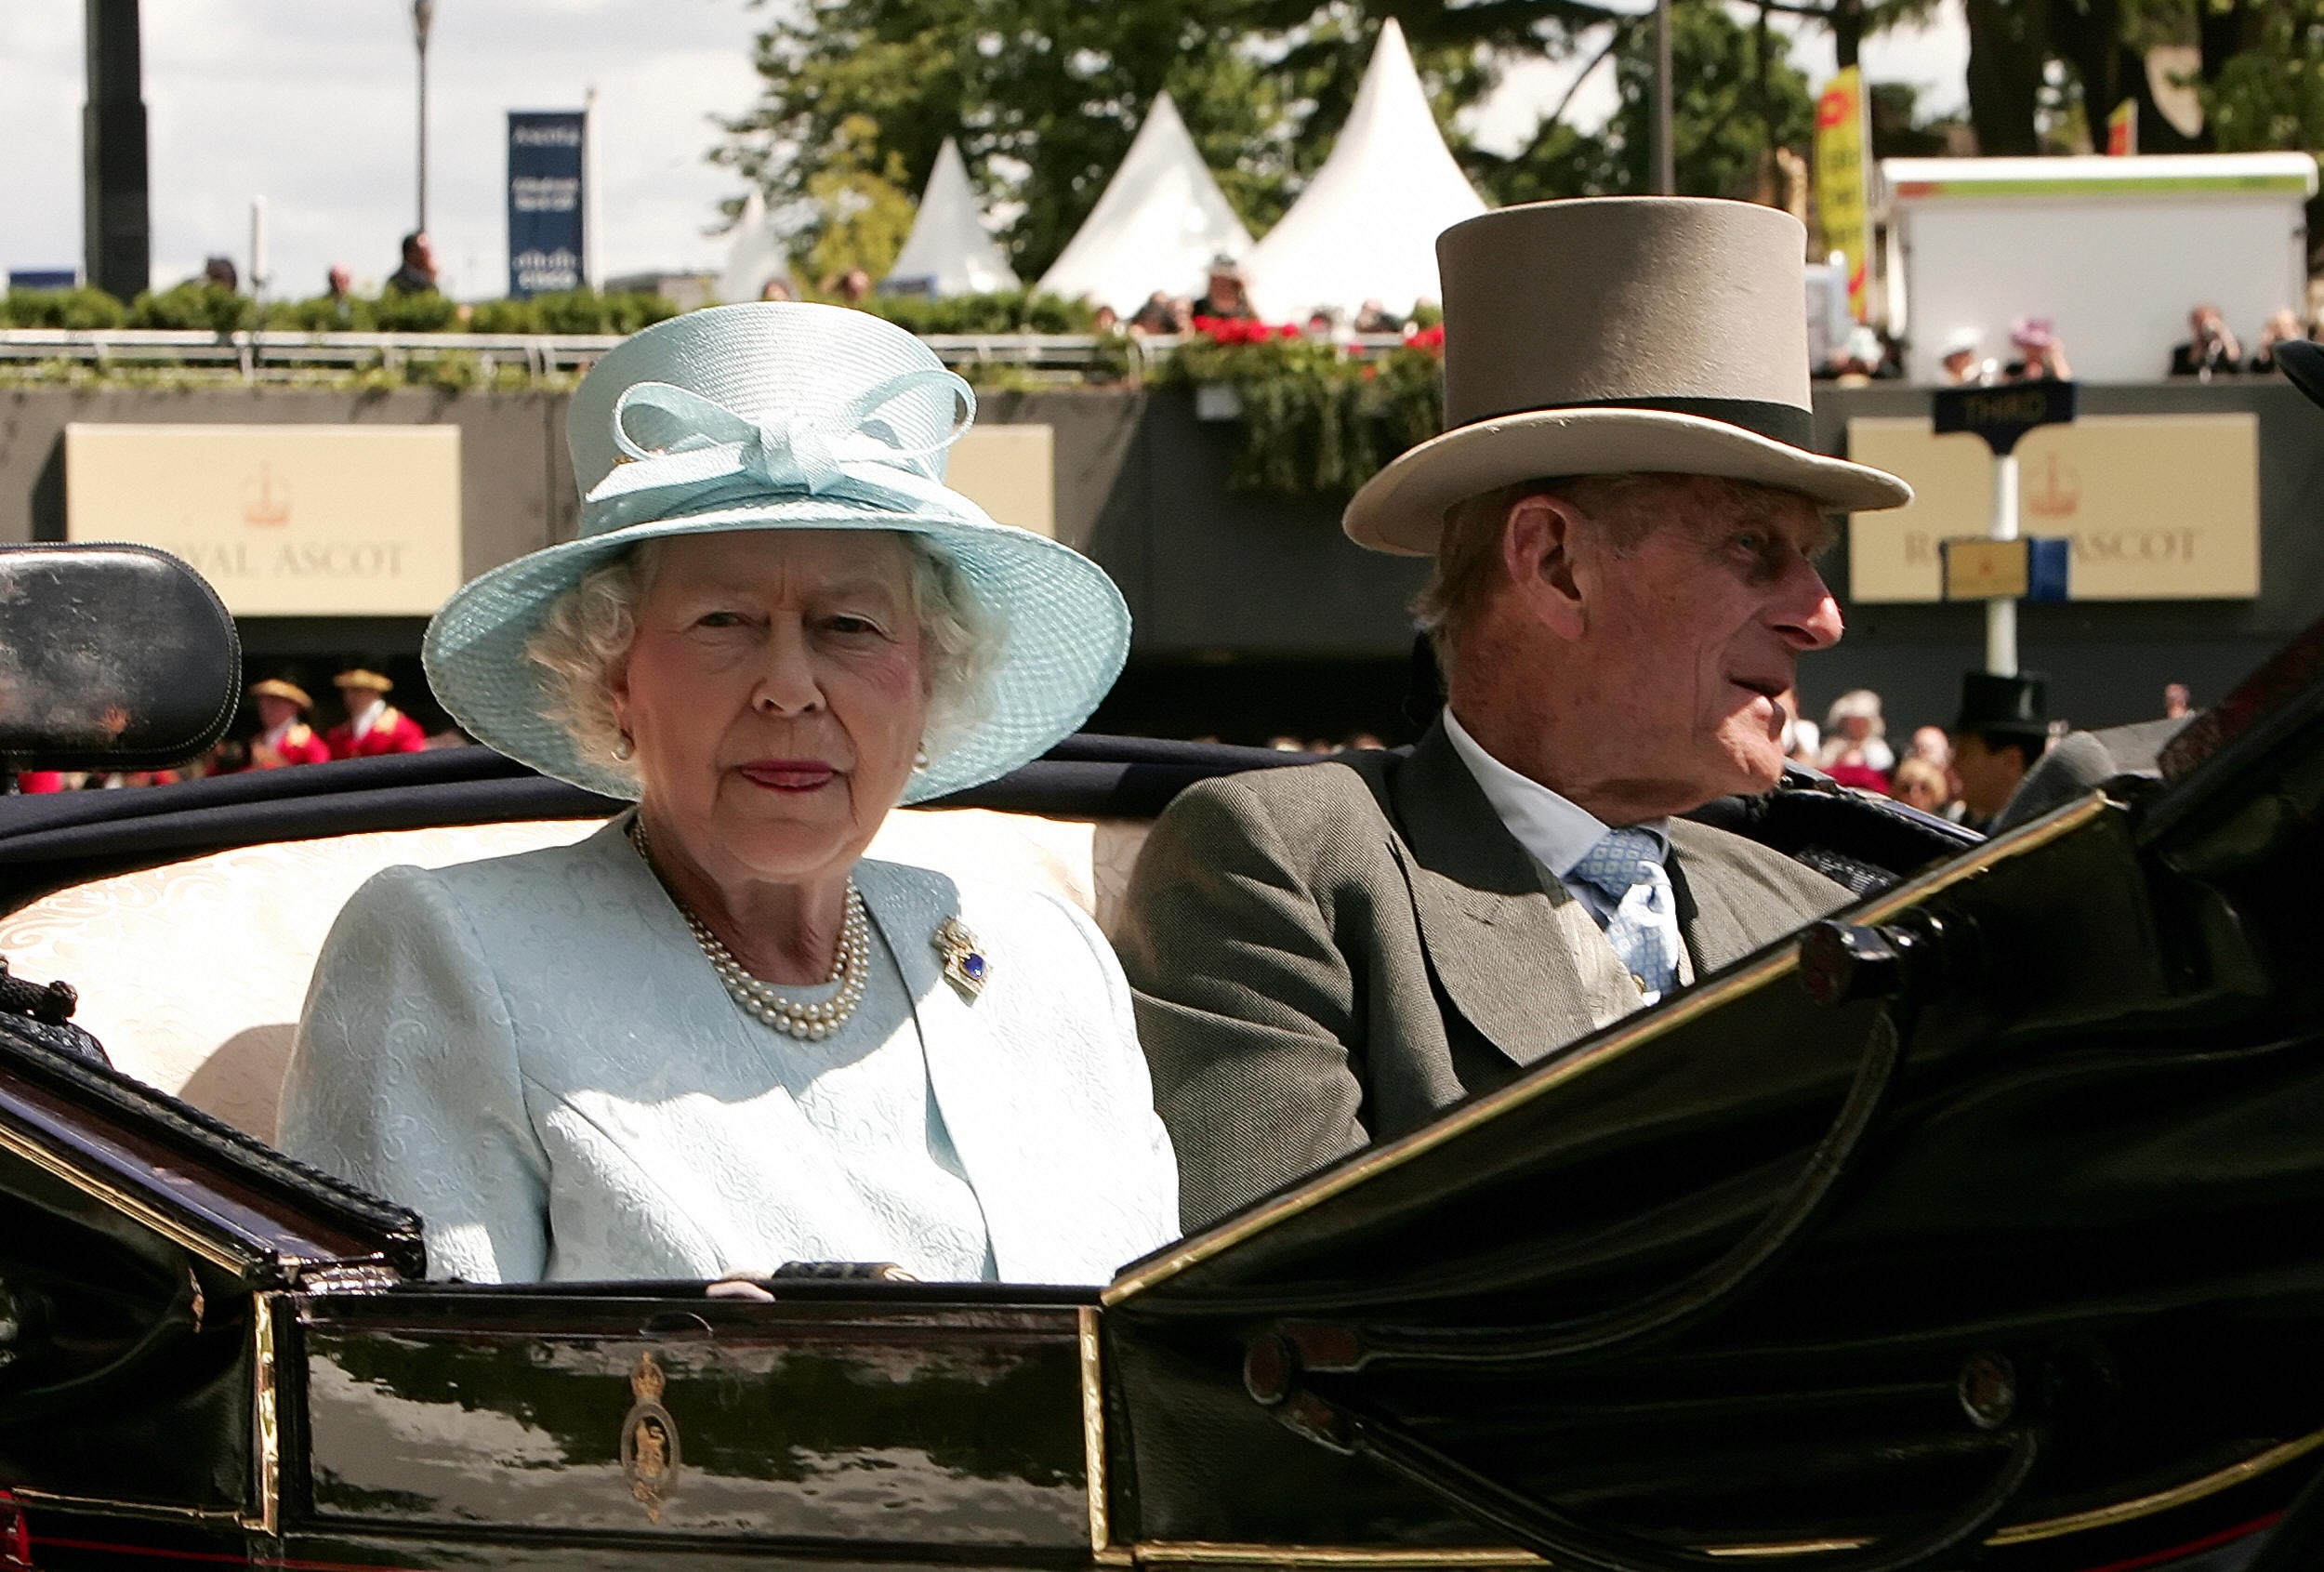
585;369;975;531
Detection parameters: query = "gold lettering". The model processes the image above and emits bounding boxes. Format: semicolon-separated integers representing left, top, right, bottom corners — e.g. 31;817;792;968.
267;542;410;576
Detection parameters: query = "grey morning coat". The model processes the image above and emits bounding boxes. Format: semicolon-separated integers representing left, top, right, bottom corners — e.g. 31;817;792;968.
1116;720;1852;1232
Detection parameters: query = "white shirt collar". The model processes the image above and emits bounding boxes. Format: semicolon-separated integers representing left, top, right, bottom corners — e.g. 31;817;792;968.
1441;707;1668;879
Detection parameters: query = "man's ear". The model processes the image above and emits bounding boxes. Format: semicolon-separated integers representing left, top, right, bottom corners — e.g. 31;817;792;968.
1500;492;1589;642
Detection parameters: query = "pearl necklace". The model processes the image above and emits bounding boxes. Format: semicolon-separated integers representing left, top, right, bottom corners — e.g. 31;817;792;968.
627;817;871;1040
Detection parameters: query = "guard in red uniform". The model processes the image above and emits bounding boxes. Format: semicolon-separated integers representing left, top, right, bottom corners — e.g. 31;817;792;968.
246;679;331;770
324;669;428;760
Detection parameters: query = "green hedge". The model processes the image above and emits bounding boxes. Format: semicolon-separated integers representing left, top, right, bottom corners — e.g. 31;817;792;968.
0;284;680;336
856;289;1095;335
0;284;1084;337
1153;335;1444;497
0;286;131;329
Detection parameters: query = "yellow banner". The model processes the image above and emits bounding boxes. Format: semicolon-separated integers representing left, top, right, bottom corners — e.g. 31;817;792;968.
65;424;463;616
1814;67;1870;321
1845;414;2259;601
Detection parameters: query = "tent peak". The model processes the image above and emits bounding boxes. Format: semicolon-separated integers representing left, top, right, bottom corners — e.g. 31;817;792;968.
1037;92;1255;312
884;137;1020;298
1243;16;1488;323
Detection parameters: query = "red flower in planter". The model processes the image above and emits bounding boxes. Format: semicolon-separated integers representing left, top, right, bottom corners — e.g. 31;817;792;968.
1192;316;1303;346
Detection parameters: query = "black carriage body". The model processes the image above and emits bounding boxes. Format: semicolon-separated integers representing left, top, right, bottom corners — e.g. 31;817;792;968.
0;649;2319;1571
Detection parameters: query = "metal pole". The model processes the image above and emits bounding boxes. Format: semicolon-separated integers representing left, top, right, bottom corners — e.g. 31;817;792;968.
1653;0;1675;194
583;85;600;291
83;0;151;302
248;195;266;301
1987;451;2020;677
414;1;434;233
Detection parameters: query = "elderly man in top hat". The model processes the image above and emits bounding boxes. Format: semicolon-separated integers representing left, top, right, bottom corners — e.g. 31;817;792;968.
1118;197;1917;1229
325;668;428;760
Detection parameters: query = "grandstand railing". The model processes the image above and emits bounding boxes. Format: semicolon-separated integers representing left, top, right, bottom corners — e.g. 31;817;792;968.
0;328;1417;381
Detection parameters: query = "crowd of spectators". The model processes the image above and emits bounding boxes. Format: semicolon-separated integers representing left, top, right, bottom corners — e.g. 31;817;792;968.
1108;257;1428;344
14;668;464;795
1819;299;2321;387
1776;679;2191;833
2164;302;2323;380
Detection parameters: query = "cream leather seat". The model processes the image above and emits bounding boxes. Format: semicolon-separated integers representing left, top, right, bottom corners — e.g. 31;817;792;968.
0;809;1153;1145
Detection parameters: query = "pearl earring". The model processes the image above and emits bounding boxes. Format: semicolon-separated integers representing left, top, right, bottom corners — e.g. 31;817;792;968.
913;746;930;772
613;733;635;761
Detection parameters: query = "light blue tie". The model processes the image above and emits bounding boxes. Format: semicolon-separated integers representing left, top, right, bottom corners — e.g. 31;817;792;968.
1570;827;1683;1003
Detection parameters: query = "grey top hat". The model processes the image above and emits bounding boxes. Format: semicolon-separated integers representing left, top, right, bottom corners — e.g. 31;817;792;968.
1343;197;1914;556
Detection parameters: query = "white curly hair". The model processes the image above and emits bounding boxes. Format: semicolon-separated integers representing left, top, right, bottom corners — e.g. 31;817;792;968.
523;532;1007;794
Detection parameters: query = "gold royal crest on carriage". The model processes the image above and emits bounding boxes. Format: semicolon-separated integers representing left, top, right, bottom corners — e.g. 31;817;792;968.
619;1351;681;1522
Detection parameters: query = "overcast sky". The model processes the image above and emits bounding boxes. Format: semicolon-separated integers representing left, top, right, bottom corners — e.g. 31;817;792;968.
2;0;1969;301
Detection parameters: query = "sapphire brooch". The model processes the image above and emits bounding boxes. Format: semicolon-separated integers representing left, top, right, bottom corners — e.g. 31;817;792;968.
933;917;988;1000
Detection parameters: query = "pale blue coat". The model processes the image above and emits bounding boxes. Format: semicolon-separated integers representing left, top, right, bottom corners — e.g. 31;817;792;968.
278;818;1178;1285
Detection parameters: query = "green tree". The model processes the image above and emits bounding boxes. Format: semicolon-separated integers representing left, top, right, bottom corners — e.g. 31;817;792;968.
796;114;921;288
2204;0;2324;153
1474;0;1815;203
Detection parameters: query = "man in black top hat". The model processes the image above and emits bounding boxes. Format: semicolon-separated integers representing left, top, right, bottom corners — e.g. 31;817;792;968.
1951;671;2051;832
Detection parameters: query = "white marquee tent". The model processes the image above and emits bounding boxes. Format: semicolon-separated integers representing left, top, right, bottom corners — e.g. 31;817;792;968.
713;188;790;305
883;138;1021;297
1243;19;1488;323
1037;92;1255;311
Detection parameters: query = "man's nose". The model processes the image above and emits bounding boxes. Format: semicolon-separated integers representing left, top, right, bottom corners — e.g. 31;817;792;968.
1774;560;1845;651
754;619;825;715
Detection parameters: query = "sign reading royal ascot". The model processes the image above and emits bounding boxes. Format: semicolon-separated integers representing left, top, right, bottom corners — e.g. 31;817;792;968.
64;424;463;616
1845;414;2260;601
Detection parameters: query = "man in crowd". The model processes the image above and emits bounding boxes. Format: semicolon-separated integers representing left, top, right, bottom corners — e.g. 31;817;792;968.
386;231;439;296
1128;291;1193;335
325;669;427;760
1119;197;1915;1228
245;679;329;769
2170;305;2242;380
1195;256;1256;322
324;264;356;326
1949;671;2051;832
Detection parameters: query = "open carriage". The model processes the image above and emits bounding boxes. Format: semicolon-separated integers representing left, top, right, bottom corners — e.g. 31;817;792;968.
1;544;2321;1571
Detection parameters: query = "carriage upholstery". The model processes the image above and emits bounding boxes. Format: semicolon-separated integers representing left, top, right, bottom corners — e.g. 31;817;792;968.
0;808;1153;1144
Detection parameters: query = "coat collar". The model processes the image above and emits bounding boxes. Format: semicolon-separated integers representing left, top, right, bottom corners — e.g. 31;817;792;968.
1383;722;1616;1067
851;858;1040;1281
594;826;1045;1280
1664;819;1766;977
1381;724;1771;1064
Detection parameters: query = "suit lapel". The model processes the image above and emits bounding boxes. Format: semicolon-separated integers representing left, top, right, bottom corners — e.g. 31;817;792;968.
1385;724;1609;1068
850;860;1025;1278
1665;821;1762;977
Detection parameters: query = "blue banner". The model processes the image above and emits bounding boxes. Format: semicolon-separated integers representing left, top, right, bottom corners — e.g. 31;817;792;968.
507;111;586;299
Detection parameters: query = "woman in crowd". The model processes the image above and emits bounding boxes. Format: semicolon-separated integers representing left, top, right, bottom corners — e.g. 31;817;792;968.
280;302;1175;1286
1817;688;1895;784
1890;756;1952;816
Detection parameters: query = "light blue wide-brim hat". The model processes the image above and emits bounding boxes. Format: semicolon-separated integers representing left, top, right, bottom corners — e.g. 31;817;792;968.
423;302;1129;804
